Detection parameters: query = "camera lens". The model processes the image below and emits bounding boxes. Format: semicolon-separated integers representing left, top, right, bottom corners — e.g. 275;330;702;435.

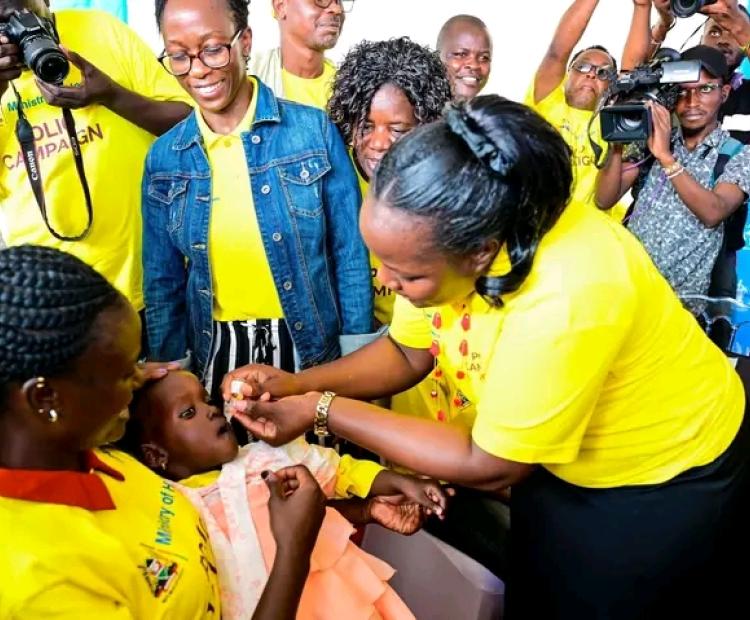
670;0;716;18
34;51;69;85
22;35;69;84
616;112;645;133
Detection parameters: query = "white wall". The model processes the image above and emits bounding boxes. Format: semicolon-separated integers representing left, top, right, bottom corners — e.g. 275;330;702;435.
121;0;709;101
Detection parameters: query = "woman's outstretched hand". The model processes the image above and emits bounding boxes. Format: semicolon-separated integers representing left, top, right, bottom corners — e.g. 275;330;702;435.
230;392;321;446
221;364;302;402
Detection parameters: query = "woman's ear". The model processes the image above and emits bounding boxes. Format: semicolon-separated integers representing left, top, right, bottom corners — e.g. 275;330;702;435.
21;376;59;420
241;26;253;59
141;443;169;471
468;239;501;276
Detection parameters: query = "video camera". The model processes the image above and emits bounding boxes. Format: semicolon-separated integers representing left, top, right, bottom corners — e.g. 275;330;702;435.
599;49;701;143
671;0;717;18
0;9;69;85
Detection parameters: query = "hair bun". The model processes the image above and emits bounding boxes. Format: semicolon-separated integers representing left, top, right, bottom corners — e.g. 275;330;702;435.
445;104;514;176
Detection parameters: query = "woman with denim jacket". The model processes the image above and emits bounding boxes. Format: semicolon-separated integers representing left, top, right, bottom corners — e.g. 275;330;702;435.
142;0;371;424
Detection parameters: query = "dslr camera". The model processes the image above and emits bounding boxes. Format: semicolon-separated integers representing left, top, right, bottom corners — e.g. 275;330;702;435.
0;9;69;85
670;0;717;18
600;49;701;143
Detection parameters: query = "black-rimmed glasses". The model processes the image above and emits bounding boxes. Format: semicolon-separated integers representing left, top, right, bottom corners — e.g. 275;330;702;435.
158;29;243;77
313;0;355;12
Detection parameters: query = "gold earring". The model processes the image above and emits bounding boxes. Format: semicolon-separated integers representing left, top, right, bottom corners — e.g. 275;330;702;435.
47;409;58;424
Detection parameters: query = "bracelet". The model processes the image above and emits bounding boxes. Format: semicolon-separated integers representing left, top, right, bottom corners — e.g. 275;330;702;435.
667;166;685;180
662;160;682;176
314;391;336;437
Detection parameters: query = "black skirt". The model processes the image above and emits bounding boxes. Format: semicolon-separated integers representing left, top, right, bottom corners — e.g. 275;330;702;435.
507;409;750;620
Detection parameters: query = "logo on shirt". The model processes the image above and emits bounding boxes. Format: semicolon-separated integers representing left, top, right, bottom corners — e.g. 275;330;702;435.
454;389;472;410
140;555;181;599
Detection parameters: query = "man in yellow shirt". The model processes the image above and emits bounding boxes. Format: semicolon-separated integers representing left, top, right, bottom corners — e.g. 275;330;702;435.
0;1;190;310
248;0;349;109
525;0;627;220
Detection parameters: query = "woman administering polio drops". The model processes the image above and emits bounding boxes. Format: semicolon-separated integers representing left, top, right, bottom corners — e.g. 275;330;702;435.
225;96;750;618
0;245;332;620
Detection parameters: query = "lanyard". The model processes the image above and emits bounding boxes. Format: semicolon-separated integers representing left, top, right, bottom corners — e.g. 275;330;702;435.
10;82;93;242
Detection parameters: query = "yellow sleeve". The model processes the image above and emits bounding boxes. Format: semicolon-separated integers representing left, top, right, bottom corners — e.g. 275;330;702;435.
472;280;633;464
388;294;432;350
334;455;385;498
524;76;565;117
79;10;189;103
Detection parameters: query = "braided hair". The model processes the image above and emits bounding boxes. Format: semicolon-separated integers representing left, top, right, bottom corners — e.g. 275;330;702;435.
155;0;250;30
0;245;122;405
327;37;452;147
371;95;572;307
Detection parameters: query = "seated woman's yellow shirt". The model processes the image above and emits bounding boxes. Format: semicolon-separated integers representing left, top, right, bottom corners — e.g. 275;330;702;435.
0;450;221;617
389;200;744;488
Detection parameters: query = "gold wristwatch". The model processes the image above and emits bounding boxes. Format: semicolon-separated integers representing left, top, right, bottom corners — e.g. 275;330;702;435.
314;391;336;437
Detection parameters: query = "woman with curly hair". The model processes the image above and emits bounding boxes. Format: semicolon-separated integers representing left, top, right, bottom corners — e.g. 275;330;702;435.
328;37;451;334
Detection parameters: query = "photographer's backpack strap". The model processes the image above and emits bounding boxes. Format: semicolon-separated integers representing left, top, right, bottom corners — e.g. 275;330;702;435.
10;83;93;242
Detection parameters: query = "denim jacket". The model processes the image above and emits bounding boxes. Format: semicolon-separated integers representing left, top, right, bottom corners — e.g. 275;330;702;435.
141;79;372;376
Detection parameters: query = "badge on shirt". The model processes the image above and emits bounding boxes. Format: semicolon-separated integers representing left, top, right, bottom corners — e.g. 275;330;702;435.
139;552;181;599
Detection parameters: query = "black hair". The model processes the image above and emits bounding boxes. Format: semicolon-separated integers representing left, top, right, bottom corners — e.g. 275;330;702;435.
371;95;572;307
155;0;250;31
327;37;452;147
436;14;491;51
0;245;122;407
569;45;619;74
117;387;150;460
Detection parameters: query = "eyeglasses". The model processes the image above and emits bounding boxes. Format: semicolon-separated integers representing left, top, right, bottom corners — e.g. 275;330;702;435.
571;61;614;81
158;29;243;77
313;0;355;12
678;83;722;99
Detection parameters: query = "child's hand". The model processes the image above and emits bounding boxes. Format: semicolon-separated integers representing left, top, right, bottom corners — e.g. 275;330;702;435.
370;470;454;519
366;496;427;535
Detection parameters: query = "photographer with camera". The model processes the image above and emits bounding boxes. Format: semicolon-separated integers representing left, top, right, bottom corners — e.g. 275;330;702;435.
627;0;750;141
596;46;750;311
525;0;624;218
0;0;190;315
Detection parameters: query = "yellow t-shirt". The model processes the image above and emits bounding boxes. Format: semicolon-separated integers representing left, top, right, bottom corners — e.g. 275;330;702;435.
281;61;336;110
0;10;188;310
355;163;396;326
198;78;283;321
389;200;744;488
0;450;221;618
525;80;627;223
356;164;467;426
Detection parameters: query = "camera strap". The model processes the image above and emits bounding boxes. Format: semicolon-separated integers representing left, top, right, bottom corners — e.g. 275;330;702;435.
10;82;93;242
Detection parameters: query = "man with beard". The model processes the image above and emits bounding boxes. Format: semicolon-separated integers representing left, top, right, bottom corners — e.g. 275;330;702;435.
596;46;750;312
436;14;492;101
525;0;622;216
248;0;348;109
